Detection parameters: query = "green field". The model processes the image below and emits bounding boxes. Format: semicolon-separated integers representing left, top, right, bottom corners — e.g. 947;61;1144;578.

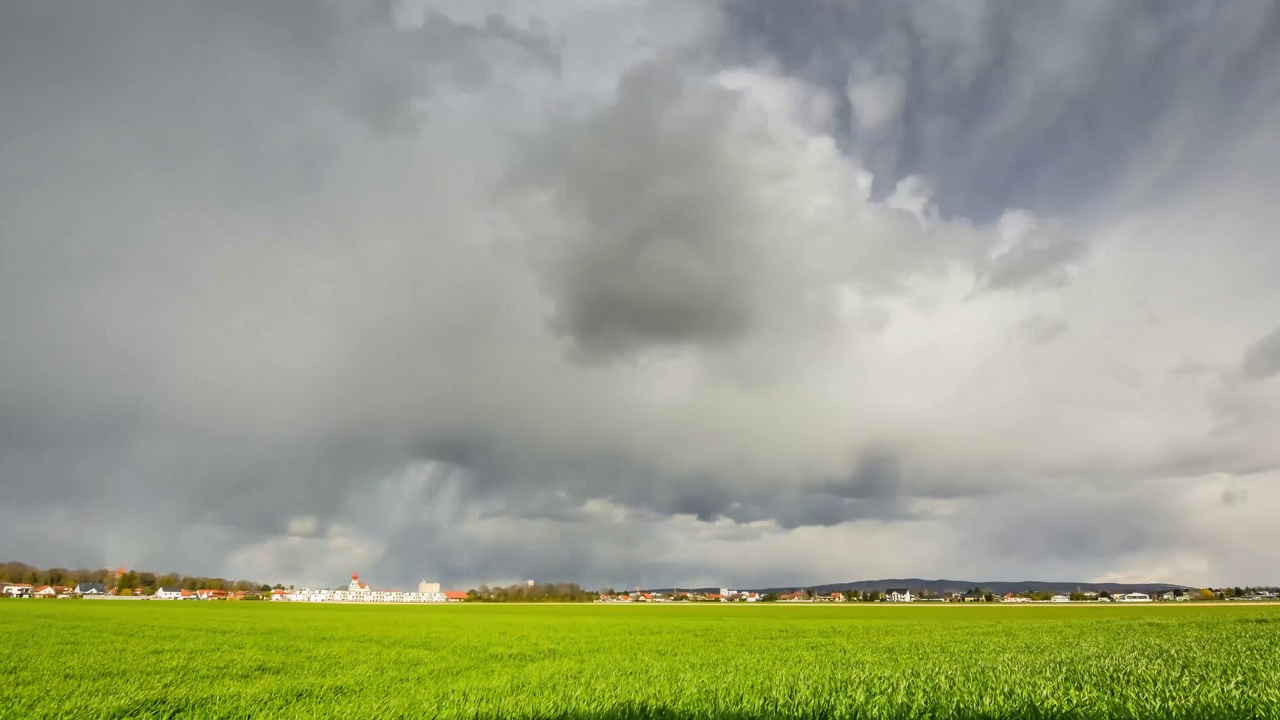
3;601;1279;719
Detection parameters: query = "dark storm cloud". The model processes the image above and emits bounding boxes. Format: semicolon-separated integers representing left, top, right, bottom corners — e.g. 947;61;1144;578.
511;63;771;355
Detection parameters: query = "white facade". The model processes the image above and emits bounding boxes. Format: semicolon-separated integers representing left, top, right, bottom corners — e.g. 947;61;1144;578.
155;587;184;600
1118;592;1152;603
4;585;33;598
277;573;448;603
1050;595;1070;602
884;589;913;603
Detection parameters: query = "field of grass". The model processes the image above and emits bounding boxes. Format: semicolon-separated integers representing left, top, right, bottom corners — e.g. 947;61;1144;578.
2;600;1279;719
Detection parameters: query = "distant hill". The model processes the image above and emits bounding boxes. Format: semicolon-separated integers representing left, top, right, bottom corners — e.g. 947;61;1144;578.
646;578;1193;595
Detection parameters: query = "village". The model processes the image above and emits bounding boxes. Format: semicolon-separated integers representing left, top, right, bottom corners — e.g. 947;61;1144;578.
5;564;1277;604
0;570;468;604
593;587;1279;604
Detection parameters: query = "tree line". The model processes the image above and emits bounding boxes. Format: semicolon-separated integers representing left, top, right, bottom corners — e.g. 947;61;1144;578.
0;561;275;594
466;582;597;602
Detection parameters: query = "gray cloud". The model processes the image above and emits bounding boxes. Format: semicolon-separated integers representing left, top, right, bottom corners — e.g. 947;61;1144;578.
2;0;1280;590
1241;326;1280;380
722;0;1280;221
980;224;1087;292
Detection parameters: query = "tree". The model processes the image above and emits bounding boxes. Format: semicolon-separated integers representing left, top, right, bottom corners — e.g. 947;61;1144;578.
1198;588;1215;601
119;588;132;596
762;593;779;602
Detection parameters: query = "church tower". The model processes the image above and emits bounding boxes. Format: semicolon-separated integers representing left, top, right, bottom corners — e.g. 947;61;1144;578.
349;572;368;593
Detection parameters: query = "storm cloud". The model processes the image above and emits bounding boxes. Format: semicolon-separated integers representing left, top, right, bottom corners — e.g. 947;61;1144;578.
1;0;1278;590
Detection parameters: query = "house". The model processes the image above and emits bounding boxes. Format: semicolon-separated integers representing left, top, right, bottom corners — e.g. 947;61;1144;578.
1050;594;1070;603
33;585;57;597
155;586;185;600
3;584;33;598
1000;594;1031;603
884;588;913;603
443;590;468;602
779;591;808;602
270;589;290;601
1118;592;1151;603
961;592;981;602
75;583;106;595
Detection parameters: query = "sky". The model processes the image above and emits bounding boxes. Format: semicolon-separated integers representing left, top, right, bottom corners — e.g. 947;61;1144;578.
2;0;1279;591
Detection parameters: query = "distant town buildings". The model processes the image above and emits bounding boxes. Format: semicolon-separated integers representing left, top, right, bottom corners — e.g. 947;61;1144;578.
269;573;463;604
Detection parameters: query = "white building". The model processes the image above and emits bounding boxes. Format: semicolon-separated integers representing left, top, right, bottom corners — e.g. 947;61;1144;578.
1118;592;1152;603
275;572;449;604
1050;595;1070;602
155;587;186;600
4;584;33;598
884;588;913;603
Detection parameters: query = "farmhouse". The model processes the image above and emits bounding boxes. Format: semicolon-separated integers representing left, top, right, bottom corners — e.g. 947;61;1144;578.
884;588;913;603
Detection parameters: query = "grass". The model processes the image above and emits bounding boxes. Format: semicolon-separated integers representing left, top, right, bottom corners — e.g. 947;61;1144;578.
2;601;1279;719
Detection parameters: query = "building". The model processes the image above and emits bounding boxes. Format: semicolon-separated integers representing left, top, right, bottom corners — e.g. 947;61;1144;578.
4;584;33;598
1118;592;1152;603
1050;595;1070;603
272;572;454;604
155;587;185;600
33;585;57;597
75;583;106;595
884;588;913;603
